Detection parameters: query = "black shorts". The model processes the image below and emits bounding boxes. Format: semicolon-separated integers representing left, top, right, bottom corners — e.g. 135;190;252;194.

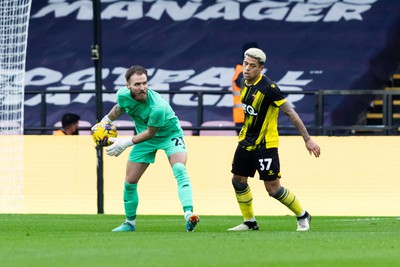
231;145;281;181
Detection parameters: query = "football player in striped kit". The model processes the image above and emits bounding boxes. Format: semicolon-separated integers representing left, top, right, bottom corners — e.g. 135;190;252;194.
228;48;321;232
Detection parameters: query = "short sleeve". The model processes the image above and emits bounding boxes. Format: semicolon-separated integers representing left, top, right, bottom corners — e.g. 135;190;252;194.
269;83;286;107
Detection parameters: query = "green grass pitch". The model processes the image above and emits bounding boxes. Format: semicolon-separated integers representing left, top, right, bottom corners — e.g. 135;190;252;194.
0;214;399;267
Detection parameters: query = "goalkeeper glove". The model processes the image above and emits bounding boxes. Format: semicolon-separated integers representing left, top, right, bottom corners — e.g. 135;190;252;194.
91;115;113;132
105;137;134;157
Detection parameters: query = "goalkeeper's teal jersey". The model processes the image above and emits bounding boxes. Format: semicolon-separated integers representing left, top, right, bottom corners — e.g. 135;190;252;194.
116;87;183;137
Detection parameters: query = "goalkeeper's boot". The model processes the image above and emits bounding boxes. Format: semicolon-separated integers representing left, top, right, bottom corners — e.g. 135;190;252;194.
296;211;311;231
228;221;259;231
185;214;200;232
111;222;135;232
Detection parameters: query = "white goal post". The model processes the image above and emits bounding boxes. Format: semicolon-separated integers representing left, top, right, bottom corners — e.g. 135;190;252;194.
0;0;32;212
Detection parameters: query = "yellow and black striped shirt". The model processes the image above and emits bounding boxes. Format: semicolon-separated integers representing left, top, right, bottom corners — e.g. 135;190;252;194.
238;74;286;150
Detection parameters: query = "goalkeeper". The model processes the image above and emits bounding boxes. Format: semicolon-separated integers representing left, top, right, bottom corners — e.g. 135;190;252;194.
93;65;199;232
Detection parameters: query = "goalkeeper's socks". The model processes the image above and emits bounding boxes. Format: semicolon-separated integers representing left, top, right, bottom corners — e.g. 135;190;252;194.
124;182;138;221
172;163;194;211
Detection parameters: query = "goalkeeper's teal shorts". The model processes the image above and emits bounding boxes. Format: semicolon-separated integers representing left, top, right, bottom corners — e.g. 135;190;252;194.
128;133;187;163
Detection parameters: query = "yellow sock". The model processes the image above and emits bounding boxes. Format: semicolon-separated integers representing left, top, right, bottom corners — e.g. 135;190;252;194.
273;187;303;216
235;186;254;221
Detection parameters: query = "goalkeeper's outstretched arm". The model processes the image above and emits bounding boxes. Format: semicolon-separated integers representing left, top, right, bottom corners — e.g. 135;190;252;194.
104;104;125;122
91;104;125;132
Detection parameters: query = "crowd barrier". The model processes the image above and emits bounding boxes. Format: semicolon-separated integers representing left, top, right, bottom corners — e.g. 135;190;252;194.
3;135;398;216
23;89;400;136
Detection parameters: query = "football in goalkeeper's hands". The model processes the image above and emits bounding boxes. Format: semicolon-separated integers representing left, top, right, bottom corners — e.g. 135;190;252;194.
91;123;118;147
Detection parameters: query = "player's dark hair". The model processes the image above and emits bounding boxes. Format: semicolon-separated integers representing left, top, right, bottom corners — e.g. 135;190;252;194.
61;113;80;128
125;65;148;82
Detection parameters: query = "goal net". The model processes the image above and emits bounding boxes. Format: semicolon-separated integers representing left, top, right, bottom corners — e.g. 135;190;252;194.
0;0;32;212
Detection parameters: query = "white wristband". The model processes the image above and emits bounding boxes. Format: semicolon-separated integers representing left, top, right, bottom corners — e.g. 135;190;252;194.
102;115;113;123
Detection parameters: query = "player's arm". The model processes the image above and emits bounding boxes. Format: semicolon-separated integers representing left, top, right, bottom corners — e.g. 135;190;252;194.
103;104;125;122
279;102;310;142
130;106;163;144
91;104;124;133
131;126;158;144
279;101;321;157
92;104;124;128
105;126;158;157
105;108;162;157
